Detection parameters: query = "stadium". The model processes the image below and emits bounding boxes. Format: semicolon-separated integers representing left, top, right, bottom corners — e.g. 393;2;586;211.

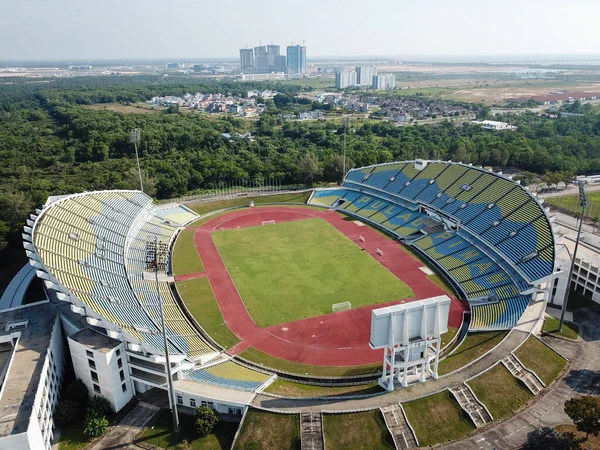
16;159;566;449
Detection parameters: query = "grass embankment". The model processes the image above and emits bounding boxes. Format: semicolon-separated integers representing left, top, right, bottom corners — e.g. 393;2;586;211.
233;409;299;450
399;245;456;295
135;409;237;450
402;390;475;446
172;229;204;276
177;277;240;349
188;191;312;217
323;410;395;450
542;316;579;340
58;422;91;450
213;218;413;326
515;336;567;385
240;347;381;377
264;379;383;397
438;331;508;375
468;364;533;421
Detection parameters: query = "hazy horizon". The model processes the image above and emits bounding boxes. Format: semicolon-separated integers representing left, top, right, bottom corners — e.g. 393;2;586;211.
1;0;598;61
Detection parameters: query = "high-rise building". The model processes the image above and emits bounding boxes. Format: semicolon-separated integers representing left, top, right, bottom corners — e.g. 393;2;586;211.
286;45;307;74
254;46;268;71
335;71;357;89
266;45;280;70
274;55;287;72
372;74;396;90
239;48;254;70
356;65;377;86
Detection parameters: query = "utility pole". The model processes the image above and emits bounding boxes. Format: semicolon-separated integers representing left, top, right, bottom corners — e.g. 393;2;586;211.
130;128;143;192
558;181;587;332
154;238;179;432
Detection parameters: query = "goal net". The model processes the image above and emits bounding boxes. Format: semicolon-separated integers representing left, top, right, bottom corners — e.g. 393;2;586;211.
262;220;276;226
332;301;351;313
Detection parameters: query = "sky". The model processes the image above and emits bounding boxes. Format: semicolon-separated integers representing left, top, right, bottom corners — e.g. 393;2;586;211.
1;0;599;61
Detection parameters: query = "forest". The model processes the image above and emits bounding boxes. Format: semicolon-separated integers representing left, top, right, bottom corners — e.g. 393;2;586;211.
1;74;600;254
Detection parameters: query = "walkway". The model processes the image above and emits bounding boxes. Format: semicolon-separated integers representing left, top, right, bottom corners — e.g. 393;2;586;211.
87;401;160;450
0;263;36;310
193;206;465;366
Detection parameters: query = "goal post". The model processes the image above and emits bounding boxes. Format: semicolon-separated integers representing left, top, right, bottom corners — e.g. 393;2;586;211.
262;220;276;226
332;301;351;313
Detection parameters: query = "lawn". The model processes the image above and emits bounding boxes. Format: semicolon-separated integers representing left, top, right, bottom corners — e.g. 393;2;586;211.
57;421;93;450
264;379;383;398
402;390;475;446
212;218;413;326
135;409;237;449
176;277;240;349
542;316;579;340
323;411;395;450
233;409;300;450
188;191;312;217
240;347;381;377
438;331;508;375
514;336;567;385
546;190;600;220
468;364;533;421
173;230;204;276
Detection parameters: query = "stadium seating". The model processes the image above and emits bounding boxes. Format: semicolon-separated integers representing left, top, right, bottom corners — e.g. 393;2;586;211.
309;160;555;331
184;360;270;392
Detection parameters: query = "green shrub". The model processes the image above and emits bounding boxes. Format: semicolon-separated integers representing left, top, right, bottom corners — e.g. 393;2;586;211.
54;399;81;426
87;395;113;417
195;406;219;437
84;411;109;438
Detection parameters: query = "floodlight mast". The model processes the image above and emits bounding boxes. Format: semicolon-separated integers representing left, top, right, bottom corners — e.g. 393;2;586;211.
342;117;347;182
154;237;179;432
130;129;143;192
558;180;587;332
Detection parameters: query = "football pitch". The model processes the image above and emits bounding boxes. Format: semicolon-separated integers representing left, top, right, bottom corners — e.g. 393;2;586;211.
212;218;413;327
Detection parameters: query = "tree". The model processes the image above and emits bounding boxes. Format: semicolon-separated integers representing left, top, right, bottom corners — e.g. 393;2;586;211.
64;379;89;406
195;405;219;438
54;399;81;426
87;396;113;417
84;411;109;438
298;152;322;186
564;395;600;440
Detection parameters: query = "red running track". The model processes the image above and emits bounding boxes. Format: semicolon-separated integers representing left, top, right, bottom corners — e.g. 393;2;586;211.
192;207;467;366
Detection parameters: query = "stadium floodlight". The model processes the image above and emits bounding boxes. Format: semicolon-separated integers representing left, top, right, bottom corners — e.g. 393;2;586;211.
152;237;179;432
130;128;143;192
558;180;587;332
342;117;348;180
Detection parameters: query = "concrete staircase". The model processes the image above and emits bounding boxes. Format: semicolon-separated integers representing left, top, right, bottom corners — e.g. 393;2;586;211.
300;412;324;450
380;404;418;449
502;354;544;395
449;384;493;428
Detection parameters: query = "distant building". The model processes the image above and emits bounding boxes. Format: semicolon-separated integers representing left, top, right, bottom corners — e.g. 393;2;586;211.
372;74;396;90
356;65;377;86
471;120;517;131
335;71;357;89
254;46;268;71
287;45;307;74
274;55;287;72
239;48;254;70
266;45;280;70
165;63;184;69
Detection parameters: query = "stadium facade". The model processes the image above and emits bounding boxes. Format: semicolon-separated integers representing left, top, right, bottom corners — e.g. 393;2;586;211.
0;159;563;446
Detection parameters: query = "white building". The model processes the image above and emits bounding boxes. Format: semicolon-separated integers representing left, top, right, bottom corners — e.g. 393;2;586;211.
356;65;377;86
372;74;396;90
0;302;64;450
335;71;357;89
471;120;517;131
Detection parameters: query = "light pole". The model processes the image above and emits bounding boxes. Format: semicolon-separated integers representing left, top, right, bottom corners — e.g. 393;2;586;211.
342;117;348;182
153;238;179;432
130;128;143;192
558;180;587;332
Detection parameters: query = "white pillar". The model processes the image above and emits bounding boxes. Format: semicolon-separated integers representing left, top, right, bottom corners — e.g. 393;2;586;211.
433;340;440;379
419;362;426;382
402;364;408;387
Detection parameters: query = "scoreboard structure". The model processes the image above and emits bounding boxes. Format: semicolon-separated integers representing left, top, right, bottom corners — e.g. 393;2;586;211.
370;296;451;391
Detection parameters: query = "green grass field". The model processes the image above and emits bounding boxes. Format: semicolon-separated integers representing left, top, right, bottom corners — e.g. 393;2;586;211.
172;230;204;276
514;336;567;385
323;411;395;450
264;379;383;397
136;409;237;450
546;190;600;220
403;390;475;446
212;218;413;326
438;331;508;375
542;316;579;340
468;364;533;421
177;277;240;349
240;347;382;376
233;409;300;450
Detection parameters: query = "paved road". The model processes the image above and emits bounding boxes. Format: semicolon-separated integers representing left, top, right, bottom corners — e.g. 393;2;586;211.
87;402;160;450
442;308;600;450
